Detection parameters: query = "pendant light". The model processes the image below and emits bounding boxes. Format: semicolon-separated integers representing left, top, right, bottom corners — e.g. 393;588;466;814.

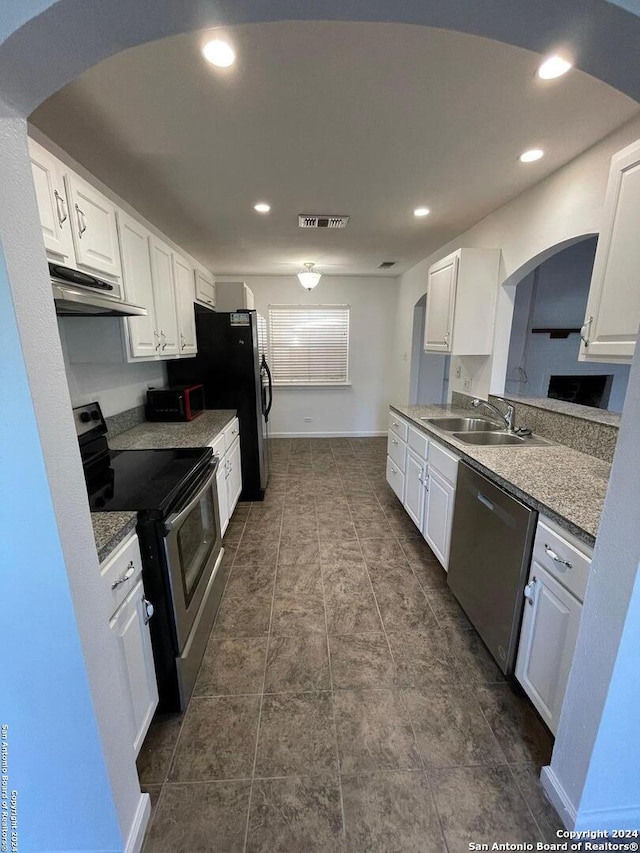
297;262;322;291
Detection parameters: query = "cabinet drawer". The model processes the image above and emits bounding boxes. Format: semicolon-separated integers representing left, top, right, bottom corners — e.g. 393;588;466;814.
224;417;240;451
387;431;407;471
101;532;143;618
428;439;459;485
533;518;592;602
210;432;226;461
407;424;429;460
388;411;408;442
386;455;405;501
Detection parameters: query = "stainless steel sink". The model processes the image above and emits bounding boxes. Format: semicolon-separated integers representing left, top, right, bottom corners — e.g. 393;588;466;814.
421;416;500;432
452;431;554;447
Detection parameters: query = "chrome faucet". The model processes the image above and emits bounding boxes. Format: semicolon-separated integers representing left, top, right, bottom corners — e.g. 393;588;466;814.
471;397;516;432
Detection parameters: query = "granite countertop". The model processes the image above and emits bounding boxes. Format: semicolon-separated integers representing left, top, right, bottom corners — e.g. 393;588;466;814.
91;512;137;564
92;409;236;561
391;403;610;545
109;409;237;450
501;394;622;427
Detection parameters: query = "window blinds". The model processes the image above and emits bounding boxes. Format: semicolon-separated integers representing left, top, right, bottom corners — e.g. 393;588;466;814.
268;305;350;385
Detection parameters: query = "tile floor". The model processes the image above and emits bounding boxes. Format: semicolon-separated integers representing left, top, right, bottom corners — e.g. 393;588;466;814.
138;437;561;853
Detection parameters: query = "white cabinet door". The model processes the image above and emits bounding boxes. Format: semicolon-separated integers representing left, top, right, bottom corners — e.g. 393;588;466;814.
64;171;123;282
217;459;230;537
110;578;158;756
195;268;216;309
515;562;582;735
173;252;197;355
28;138;75;264
424;253;458;352
226;437;242;515
580;139;640;362
117;211;160;359
404;447;426;529
422;466;455;570
149;236;179;357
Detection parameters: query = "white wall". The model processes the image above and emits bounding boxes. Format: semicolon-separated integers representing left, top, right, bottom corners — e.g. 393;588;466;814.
409;297;448;405
230;274;396;436
58;316;167;416
393;114;640;403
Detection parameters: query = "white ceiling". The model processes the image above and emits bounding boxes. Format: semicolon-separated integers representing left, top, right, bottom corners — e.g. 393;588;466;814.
30;21;639;277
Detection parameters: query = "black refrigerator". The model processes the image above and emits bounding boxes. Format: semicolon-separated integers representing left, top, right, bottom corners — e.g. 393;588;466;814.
167;309;272;501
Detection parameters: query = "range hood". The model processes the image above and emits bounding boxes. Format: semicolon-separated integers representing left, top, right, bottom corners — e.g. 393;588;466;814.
50;263;147;318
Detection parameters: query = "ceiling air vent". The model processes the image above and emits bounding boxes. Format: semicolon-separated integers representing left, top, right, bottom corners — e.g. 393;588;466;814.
378;261;396;269
298;215;350;229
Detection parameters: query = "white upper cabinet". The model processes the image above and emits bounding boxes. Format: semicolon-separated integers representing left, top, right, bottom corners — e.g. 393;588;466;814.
28;137;75;264
195;268;216;310
579;138;640;362
215;280;255;311
424;248;500;355
117;211;160;359
64;171;123;282
173;252;197;356
149;236;179;357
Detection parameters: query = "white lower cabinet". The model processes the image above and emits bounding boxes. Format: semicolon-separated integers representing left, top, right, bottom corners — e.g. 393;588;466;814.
226;436;243;514
404;447;427;529
422;466;456;569
210;419;242;535
515;517;592;735
103;534;158;756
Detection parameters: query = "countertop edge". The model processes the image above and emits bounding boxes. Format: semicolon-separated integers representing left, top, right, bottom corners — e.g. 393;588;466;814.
92;513;138;564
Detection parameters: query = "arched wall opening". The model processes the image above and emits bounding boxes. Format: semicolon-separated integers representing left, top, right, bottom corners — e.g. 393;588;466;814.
408;292;449;405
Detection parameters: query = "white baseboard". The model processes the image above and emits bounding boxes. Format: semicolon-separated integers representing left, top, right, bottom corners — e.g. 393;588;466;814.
540;765;577;829
270;431;387;438
125;792;151;853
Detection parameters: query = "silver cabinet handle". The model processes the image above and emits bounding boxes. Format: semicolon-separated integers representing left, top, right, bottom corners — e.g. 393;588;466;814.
180;332;186;351
392;421;399;428
544;544;572;569
524;576;537;605
111;561;135;590
54;189;68;226
160;330;167;350
75;203;87;236
392;439;398;445
143;597;154;625
153;330;161;350
580;316;593;347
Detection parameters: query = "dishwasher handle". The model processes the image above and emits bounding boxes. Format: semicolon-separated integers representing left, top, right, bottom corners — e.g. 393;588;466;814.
477;492;495;512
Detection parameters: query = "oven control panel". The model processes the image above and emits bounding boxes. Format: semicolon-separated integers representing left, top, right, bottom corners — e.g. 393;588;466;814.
73;401;107;439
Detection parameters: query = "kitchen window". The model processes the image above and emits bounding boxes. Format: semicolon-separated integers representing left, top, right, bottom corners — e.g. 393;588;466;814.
268;304;350;385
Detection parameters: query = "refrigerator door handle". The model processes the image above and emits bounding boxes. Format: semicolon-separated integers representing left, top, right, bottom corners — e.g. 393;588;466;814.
261;355;273;422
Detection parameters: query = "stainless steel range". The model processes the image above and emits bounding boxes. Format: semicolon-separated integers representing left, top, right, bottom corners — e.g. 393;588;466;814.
75;401;224;712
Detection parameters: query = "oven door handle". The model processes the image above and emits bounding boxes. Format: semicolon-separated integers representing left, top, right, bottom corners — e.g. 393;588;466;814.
164;462;217;533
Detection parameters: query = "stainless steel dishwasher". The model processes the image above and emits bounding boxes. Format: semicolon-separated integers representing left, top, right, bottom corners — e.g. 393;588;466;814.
447;461;537;675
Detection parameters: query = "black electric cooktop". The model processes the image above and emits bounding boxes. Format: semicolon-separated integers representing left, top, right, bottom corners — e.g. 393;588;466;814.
85;447;212;516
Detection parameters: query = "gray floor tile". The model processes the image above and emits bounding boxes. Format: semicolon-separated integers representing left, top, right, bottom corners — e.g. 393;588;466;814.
137;715;183;784
388;628;456;687
353;518;396;539
404;684;506;769
320;540;364;566
510;763;564;842
143;781;250;853
445;624;506;684
255;692;338;777
410;559;448;590
278;537;320;566
359;539;409;567
169;696;260;781
329;634;395;689
276;560;323;595
212;591;273;637
341;771;445;853
141;784;162;823
233;540;279;567
324;584;383;635
373;581;435;633
264;634;331;692
431;765;542;851
194;636;268;696
246;775;345;853
319;520;358;541
333;689;421;773
476;683;553;767
425;586;473;630
223;563;276;598
271;592;326;635
398;535;439;564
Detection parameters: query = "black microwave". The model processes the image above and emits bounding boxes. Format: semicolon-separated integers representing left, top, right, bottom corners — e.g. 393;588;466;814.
146;385;205;422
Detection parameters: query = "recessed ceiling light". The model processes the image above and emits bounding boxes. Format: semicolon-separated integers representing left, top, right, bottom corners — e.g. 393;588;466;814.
414;207;430;217
538;55;572;80
519;149;545;163
254;203;271;214
202;39;236;68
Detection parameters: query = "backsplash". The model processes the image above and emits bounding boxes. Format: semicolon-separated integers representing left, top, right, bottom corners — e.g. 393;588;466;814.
105;405;146;437
452;392;618;463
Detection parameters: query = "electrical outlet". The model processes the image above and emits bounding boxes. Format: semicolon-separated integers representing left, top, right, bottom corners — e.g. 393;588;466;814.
463;377;472;392
304;417;312;423
455;364;462;379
